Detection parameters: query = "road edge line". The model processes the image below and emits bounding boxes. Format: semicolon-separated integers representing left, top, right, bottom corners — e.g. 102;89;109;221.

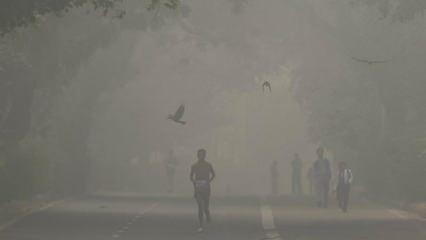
388;208;426;222
0;199;68;233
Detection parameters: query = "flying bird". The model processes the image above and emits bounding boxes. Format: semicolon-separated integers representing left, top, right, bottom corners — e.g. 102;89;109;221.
168;104;186;125
351;57;390;65
262;81;272;93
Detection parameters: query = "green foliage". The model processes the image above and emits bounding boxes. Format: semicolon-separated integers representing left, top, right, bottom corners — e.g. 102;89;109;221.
292;0;426;200
0;0;187;199
147;0;179;11
0;0;185;35
0;0;123;35
354;0;426;21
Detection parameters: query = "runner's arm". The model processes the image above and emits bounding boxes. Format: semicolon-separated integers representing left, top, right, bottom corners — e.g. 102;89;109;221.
209;164;216;182
190;166;195;183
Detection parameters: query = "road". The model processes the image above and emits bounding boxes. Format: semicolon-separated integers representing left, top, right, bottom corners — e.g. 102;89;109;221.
1;193;425;240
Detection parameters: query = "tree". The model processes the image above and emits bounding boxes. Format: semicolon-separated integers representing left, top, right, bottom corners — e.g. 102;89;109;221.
355;0;426;21
0;0;123;35
291;0;426;200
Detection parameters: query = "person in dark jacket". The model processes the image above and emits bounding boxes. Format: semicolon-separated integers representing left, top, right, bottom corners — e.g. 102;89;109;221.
291;153;303;196
313;147;331;208
270;160;279;196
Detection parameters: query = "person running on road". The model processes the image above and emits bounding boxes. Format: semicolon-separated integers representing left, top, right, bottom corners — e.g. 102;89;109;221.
165;150;178;193
291;153;303;196
190;149;215;232
270;160;279;196
336;161;353;212
313;147;331;208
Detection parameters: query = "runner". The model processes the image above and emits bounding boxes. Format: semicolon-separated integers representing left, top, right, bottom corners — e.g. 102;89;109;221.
190;149;215;232
336;161;353;212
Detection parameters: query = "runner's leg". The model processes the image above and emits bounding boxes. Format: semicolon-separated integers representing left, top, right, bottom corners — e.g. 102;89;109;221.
196;194;204;227
323;181;329;208
204;192;211;222
297;176;303;195
343;185;350;212
321;182;326;207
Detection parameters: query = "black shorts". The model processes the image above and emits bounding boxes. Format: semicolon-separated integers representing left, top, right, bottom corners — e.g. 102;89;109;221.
194;181;210;198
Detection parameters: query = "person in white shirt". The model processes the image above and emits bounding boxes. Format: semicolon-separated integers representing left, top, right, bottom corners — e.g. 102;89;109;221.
336;161;353;212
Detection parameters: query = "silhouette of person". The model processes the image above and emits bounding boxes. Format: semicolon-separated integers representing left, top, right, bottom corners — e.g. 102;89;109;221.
313;147;331;208
306;165;314;196
190;149;215;232
165;150;178;193
291;153;303;196
270;160;279;196
336;161;353;212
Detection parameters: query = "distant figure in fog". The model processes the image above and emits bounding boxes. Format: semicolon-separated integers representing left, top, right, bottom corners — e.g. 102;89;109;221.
270;160;279;196
165;150;178;193
313;147;331;208
262;81;272;93
306;165;314;196
291;153;303;196
190;149;215;232
336;161;353;212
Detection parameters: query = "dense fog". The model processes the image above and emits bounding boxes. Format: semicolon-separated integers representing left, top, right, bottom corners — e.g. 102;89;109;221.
1;0;426;202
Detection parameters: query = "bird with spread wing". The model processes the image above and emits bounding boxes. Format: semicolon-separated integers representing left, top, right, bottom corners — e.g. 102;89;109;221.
168;104;186;125
351;57;390;65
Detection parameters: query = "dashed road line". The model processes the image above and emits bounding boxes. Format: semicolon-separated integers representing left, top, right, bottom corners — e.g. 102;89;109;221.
111;202;158;239
0;199;69;233
388;209;410;219
388;209;426;222
260;200;283;240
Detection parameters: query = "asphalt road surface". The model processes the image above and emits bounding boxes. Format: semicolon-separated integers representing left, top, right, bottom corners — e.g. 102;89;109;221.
1;193;425;240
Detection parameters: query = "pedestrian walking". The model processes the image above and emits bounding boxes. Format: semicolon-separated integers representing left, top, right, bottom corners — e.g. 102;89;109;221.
270;160;279;196
336;161;353;212
313;147;331;208
291;153;303;195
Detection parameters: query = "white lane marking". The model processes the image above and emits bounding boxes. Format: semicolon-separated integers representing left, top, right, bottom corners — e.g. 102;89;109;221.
0;199;69;233
260;202;283;240
388;209;426;222
261;205;276;230
388;209;409;219
141;203;158;214
112;202;158;238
